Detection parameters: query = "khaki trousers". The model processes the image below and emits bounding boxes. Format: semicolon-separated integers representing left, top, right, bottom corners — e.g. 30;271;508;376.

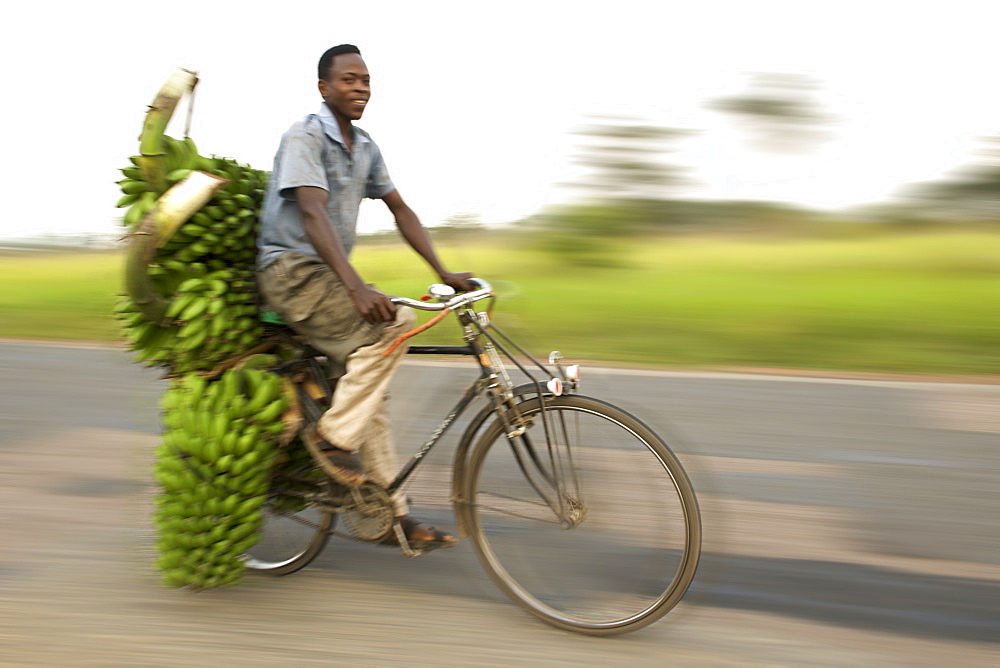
258;252;415;515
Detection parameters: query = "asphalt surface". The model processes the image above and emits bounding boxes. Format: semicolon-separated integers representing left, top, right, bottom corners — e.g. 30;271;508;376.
1;342;998;666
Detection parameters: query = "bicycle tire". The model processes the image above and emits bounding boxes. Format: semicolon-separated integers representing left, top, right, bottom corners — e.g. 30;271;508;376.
243;496;334;577
462;394;701;635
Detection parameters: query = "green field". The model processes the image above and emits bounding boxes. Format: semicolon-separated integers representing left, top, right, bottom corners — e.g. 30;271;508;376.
2;230;997;376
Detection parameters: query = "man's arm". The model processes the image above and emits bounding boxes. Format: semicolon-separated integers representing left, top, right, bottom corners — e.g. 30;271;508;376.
297;186;396;323
382;189;475;292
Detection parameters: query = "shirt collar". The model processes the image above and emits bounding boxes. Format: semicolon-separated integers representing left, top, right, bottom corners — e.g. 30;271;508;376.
317;104;369;147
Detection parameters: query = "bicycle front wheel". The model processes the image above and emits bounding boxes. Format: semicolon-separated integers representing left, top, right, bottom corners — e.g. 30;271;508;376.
463;395;701;635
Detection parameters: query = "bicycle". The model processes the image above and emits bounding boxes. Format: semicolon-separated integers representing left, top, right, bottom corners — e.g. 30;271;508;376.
244;278;701;636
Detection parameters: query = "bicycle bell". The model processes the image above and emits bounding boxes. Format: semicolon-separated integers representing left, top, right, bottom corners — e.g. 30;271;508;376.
427;283;456;301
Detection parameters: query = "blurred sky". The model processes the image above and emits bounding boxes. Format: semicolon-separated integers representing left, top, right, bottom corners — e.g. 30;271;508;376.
2;0;998;238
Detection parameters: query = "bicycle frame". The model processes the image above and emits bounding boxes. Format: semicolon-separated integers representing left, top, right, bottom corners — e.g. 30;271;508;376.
271;281;584;538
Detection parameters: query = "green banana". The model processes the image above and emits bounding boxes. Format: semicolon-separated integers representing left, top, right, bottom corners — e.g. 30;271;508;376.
209;312;230;338
116;192;140;208
179;297;210;322
182;136;199;160
178;327;209;352
180;222;208;237
187;262;209;277
177;277;208;293
232;193;255;209
242;374;280;415
124;201;146;227
119;179;148;195
177;317;207;339
220;431;238;455
221;369;240;400
206;297;225;316
165;292;196;320
210;413;229;441
253;395;287;424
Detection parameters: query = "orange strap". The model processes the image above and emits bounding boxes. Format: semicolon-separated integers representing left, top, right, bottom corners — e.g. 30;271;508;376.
382;310;450;357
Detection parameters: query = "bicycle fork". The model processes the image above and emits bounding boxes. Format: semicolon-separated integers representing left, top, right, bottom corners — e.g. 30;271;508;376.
474;339;586;530
503;412;587;529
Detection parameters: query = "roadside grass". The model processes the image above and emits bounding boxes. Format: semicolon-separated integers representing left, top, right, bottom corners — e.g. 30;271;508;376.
0;251;123;341
1;230;996;375
357;230;999;375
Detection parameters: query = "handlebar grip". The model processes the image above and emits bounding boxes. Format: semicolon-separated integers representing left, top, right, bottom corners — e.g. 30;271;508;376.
390;296;443;311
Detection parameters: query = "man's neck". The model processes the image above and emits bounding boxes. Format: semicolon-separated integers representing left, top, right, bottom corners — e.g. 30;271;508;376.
327;104;355;152
338;118;354;152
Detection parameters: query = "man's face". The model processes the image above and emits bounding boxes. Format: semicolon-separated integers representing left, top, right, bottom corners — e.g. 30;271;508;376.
318;53;370;123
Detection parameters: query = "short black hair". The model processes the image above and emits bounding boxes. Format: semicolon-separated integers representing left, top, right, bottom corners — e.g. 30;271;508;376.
318;44;362;81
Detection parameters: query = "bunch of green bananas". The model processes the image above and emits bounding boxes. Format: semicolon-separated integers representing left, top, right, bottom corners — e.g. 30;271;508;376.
153;363;288;590
113;134;270;374
114;262;264;373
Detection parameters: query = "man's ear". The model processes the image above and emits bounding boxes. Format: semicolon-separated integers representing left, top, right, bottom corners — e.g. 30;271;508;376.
318;79;329;98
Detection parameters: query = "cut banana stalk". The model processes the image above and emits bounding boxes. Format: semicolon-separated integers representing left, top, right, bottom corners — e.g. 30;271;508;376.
124;171;228;323
138;68;199;195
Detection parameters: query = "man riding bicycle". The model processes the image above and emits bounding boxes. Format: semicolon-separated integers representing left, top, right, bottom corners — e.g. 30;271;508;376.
256;44;474;549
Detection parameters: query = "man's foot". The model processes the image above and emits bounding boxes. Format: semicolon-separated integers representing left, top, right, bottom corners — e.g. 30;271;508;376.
302;426;367;487
382;516;457;549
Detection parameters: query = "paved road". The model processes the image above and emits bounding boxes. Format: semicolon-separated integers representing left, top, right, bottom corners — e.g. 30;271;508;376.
1;342;998;666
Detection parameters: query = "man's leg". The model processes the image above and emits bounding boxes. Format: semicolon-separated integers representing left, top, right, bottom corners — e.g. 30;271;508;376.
258;253;393;486
317;307;415;515
310;309;454;544
259;254;451;544
357;395;408;517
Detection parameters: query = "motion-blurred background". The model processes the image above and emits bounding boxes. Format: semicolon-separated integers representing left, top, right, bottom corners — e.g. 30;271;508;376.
1;1;997;665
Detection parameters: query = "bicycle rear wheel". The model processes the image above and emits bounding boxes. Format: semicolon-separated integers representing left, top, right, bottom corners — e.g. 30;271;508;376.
244;467;334;576
463;395;701;635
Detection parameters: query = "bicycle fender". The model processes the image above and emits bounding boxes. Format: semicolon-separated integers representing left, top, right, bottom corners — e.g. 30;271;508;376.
451;401;499;538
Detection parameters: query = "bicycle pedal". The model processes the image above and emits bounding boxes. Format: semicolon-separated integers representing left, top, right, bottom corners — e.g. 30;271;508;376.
394;524;420;557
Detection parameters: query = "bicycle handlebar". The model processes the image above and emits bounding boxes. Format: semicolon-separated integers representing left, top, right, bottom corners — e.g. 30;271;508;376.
390;278;493;312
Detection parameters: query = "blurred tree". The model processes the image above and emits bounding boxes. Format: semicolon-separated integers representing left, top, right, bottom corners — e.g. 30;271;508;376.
897;135;1000;221
439;212;484;231
708;72;836;153
432;212;485;239
536;115;699;266
567;115;696;203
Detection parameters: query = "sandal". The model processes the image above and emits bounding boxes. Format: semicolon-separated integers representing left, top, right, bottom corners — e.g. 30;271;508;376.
381;516;457;549
302;426;367;487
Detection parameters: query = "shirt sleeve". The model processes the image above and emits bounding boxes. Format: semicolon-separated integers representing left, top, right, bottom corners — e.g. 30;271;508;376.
365;144;396;199
275;123;329;200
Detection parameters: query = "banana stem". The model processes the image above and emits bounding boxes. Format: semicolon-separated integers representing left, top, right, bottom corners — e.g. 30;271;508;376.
125;171;228;322
138;68;198;195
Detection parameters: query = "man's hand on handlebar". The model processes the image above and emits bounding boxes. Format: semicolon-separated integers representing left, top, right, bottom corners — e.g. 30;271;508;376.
350;284;397;324
440;272;477;293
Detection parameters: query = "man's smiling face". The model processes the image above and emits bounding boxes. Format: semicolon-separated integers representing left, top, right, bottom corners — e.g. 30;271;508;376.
319;52;370;123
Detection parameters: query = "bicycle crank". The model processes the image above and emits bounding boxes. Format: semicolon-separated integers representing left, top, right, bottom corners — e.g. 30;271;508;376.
339;482;395;542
